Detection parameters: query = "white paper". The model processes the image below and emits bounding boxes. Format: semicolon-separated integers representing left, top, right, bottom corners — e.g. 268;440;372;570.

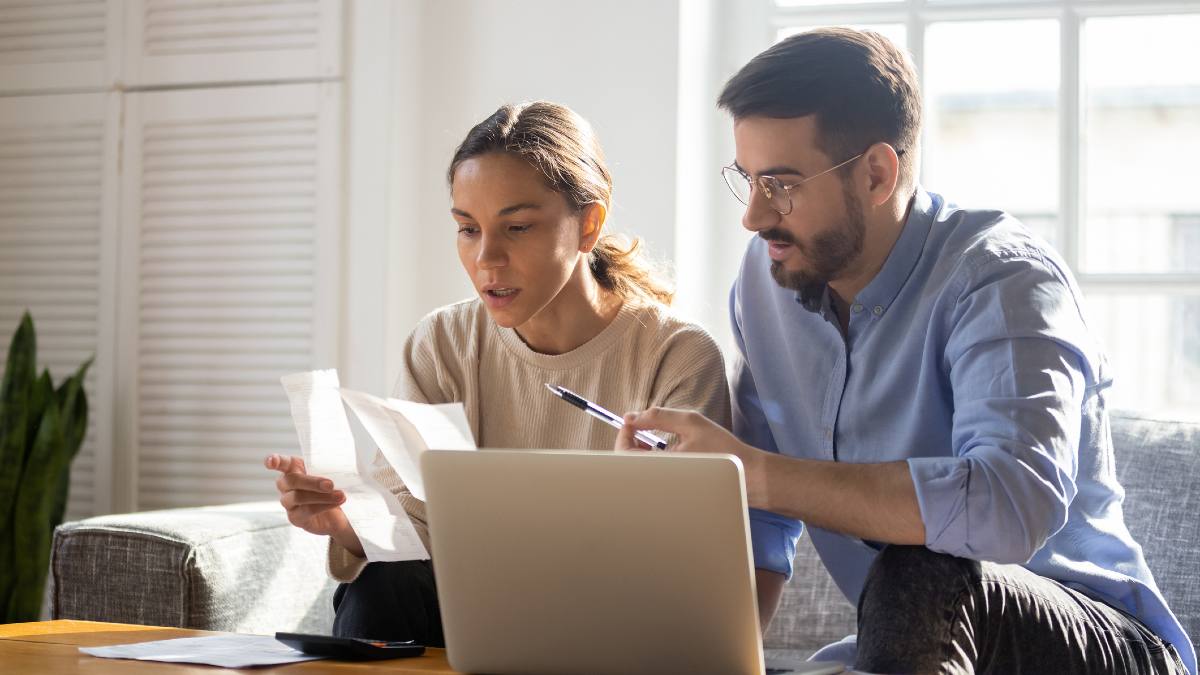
281;370;428;561
80;635;323;668
387;399;475;450
338;390;476;501
281;370;357;474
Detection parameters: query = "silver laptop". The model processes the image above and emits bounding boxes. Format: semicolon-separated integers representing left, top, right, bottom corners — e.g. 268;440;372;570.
421;449;765;675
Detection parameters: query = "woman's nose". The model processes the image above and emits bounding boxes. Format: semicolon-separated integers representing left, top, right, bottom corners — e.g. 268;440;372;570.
476;233;507;269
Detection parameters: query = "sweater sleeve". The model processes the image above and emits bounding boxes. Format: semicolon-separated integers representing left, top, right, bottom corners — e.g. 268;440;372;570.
647;324;733;432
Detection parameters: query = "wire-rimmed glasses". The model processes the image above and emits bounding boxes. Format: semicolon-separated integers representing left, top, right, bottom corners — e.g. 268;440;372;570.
720;152;866;216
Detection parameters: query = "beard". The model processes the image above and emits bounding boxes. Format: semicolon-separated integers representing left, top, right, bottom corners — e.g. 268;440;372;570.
763;180;865;293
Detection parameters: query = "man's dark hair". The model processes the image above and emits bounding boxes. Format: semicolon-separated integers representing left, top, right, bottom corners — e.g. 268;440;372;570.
718;27;922;188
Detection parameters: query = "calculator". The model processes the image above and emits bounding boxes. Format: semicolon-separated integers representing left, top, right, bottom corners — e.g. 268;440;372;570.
274;632;425;660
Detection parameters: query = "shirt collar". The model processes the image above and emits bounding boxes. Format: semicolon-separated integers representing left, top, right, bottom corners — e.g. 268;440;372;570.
851;188;937;316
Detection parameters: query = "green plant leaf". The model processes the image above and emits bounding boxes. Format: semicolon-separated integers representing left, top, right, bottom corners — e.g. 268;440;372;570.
0;313;37;525
55;357;92;462
0;312;36;413
6;399;66;622
0;312;38;614
25;371;53;463
46;358;90;532
0;314;90;622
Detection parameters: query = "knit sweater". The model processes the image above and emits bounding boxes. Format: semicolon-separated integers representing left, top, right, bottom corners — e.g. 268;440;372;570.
327;298;732;581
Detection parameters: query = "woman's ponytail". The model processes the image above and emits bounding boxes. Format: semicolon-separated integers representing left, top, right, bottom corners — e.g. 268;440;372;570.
588;234;674;306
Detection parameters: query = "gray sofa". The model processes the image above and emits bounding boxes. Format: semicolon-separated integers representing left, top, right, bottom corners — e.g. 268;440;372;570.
51;411;1198;662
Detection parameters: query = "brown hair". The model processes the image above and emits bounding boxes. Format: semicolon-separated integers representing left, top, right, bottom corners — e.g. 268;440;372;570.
717;27;922;191
447;101;674;305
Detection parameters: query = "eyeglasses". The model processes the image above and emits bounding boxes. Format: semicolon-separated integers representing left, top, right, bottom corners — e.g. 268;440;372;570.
720;151;868;216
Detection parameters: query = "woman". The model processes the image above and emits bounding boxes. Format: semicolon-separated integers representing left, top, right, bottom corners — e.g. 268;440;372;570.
266;101;730;645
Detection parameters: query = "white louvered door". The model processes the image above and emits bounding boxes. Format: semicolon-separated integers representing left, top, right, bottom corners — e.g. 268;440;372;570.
123;0;341;87
0;0;121;93
0;93;119;519
0;0;345;516
119;82;340;509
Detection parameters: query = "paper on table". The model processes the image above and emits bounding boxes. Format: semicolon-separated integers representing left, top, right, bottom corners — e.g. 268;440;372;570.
80;635;323;668
338;390;475;502
281;370;428;561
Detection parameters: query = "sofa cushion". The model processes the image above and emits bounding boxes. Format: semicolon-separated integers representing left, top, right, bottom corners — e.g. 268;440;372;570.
763;537;856;654
1111;410;1200;657
50;501;336;634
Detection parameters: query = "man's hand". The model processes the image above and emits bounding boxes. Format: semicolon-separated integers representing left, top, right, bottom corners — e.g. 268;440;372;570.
616;408;771;508
265;453;363;557
617;409;925;544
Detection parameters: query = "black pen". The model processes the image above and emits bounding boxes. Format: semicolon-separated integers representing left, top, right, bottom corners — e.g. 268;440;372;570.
544;384;668;450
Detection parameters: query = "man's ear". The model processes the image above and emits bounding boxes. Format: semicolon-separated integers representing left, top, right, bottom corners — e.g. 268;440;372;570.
863;143;901;207
579;202;608;253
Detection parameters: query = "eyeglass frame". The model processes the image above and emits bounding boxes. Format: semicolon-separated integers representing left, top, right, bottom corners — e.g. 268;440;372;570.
721;145;905;216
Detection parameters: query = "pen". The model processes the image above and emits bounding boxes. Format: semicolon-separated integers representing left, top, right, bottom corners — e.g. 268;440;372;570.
544;384;668;450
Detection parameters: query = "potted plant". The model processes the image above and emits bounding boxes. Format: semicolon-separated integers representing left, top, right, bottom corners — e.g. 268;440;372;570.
0;311;91;622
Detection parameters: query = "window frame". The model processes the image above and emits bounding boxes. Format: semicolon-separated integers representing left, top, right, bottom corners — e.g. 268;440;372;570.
755;0;1200;416
761;0;1200;295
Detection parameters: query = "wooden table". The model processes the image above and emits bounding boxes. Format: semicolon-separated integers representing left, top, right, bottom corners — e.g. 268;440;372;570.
0;620;462;674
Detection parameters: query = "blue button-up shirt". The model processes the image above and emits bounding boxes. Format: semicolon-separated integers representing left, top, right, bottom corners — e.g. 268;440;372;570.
734;189;1195;673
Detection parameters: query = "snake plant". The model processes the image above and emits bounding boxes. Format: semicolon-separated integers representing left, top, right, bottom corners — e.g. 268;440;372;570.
0;311;91;622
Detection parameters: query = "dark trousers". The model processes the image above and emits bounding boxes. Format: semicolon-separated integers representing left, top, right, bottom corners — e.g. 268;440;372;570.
331;560;445;647
856;545;1188;674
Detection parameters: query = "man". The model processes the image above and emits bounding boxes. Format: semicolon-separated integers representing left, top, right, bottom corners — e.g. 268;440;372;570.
618;28;1193;674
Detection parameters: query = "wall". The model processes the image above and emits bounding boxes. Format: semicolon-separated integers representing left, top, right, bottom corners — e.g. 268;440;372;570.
375;0;682;390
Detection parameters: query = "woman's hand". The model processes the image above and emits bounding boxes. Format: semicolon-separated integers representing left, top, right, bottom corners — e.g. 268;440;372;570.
265;453;363;557
615;408;771;507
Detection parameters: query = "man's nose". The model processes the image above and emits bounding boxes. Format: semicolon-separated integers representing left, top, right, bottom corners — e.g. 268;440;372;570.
742;185;780;233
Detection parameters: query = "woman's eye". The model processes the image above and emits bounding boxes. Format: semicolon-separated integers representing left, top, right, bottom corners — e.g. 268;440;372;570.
508;224;532;233
456;225;479;236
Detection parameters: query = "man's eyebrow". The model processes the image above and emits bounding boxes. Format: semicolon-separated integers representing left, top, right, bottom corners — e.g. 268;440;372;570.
732;161;804;178
759;165;805;177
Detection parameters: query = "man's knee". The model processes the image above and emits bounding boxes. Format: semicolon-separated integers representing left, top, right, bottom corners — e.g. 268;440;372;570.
856;547;984;672
859;546;980;618
870;545;976;583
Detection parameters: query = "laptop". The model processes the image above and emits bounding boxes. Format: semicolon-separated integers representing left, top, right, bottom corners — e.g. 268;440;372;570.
421;449;766;675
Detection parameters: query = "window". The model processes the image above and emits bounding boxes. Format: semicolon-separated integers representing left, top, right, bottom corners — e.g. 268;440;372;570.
1171;215;1200;407
760;0;1200;417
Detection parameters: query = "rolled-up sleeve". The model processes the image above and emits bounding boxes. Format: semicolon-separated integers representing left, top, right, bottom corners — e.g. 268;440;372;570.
731;283;805;577
750;507;804;578
911;254;1090;564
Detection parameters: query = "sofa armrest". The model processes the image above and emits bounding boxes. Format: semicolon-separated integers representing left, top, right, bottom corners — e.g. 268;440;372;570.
50;501;336;634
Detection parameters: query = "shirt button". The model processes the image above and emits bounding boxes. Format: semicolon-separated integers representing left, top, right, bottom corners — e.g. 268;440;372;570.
824;428;833;440
873;305;884;316
851;304;863;313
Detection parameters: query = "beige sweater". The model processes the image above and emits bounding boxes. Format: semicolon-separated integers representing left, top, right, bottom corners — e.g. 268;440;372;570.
328;298;731;581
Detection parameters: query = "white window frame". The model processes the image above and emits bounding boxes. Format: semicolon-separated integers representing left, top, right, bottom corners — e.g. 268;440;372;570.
743;0;1200;417
758;0;1200;298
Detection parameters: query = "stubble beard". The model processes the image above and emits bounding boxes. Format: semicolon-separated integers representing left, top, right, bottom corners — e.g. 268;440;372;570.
767;180;865;293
